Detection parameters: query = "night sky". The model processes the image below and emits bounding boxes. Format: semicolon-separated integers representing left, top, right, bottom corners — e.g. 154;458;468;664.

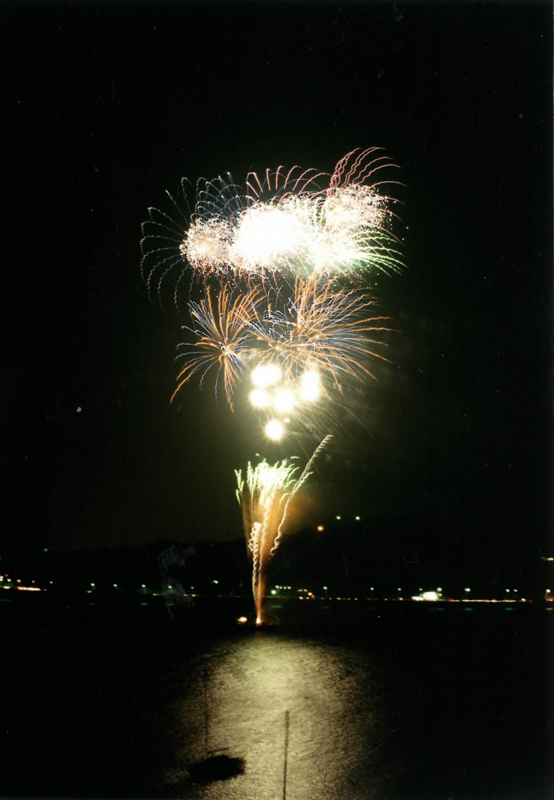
2;1;552;566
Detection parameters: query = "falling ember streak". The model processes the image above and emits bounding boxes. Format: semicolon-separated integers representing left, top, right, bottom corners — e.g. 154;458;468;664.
171;277;395;431
235;436;332;624
171;286;264;410
235;461;305;622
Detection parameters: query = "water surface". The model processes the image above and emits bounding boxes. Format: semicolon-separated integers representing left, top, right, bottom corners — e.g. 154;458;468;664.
155;631;389;799
2;595;551;799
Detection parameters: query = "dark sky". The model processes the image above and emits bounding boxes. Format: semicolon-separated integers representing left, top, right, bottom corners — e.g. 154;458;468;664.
2;1;552;562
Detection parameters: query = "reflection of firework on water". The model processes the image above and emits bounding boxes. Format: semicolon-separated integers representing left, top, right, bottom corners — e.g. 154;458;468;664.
140;148;404;305
142;148;405;621
235;437;331;624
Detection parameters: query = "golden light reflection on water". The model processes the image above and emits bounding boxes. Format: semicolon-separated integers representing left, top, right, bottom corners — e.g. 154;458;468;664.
163;633;389;799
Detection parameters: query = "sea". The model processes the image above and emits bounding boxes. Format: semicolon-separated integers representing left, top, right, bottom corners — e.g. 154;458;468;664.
1;592;552;800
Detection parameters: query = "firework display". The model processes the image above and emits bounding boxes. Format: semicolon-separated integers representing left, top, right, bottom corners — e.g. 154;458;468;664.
142;148;404;623
235;458;309;624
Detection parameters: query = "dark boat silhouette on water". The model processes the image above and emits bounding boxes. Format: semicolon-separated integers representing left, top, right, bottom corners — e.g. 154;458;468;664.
187;753;245;783
186;663;245;784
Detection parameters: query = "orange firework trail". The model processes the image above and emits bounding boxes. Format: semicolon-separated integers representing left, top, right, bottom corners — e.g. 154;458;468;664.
172;278;393;413
171;286;265;410
235;436;332;624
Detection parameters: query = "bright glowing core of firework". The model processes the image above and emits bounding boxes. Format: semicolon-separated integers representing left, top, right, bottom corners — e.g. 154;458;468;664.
299;371;321;401
231;205;303;270
323;185;387;231
182;219;232;270
265;419;285;441
273;389;295;413
250;388;271;408
248;364;325;439
252;363;282;388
